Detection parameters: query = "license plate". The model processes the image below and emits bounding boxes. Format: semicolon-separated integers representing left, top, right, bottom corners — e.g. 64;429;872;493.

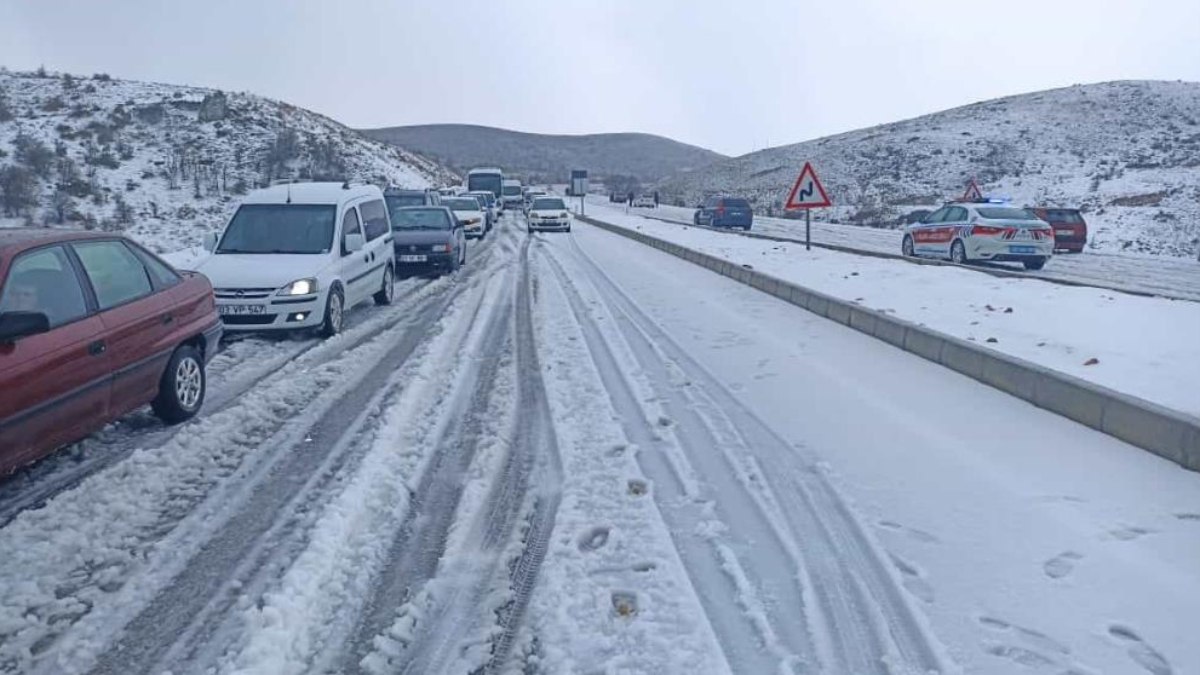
1009;245;1036;255
399;254;427;263
218;304;265;316
1055;229;1073;236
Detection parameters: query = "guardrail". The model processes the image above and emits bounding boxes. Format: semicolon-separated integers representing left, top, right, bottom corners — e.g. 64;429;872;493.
576;213;1200;473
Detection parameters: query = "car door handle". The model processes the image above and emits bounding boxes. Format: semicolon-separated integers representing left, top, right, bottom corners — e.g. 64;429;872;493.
88;340;106;356
161;313;174;325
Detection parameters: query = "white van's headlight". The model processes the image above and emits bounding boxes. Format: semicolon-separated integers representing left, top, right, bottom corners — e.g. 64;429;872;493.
279;278;318;296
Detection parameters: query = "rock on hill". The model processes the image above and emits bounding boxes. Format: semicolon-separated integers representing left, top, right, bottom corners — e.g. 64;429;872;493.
360;123;725;186
0;69;453;253
658;81;1200;257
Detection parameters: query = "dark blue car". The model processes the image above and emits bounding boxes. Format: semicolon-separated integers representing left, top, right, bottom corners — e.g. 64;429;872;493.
694;196;753;230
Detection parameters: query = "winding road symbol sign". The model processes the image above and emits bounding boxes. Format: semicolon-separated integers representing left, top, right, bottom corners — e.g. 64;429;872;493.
785;162;832;209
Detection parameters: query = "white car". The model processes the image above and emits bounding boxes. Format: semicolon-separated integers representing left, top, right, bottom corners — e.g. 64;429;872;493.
902;201;1054;270
195;182;396;337
464;190;499;228
526;196;572;233
442;196;488;239
633;194;656;208
501;179;524;209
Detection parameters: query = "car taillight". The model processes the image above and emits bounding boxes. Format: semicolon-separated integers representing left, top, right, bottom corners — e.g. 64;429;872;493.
971;225;1005;236
716;206;726;216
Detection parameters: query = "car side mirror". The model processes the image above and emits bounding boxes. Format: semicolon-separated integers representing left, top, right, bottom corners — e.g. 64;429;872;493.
203;232;219;252
344;232;365;253
0;311;51;344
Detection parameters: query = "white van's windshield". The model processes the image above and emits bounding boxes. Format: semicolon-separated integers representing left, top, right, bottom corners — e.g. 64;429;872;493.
217;204;336;254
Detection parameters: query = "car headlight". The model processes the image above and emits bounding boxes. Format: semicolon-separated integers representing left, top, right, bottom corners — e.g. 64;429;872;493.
559;212;569;218
278;278;318;296
432;244;450;253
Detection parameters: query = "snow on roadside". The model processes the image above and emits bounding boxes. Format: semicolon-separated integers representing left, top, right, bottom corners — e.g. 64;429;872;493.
517;247;729;674
581;201;1200;417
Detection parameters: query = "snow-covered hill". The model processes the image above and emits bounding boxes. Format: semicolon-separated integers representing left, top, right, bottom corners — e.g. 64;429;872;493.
659;81;1200;257
0;69;454;253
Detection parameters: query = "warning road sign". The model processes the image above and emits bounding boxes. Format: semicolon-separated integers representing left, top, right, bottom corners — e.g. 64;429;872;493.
961;177;983;202
785;162;832;209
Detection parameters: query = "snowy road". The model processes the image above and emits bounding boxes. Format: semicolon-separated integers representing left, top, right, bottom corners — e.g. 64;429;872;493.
2;213;1198;674
626;200;1200;302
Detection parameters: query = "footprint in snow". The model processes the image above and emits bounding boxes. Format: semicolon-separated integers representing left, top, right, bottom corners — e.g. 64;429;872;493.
1174;513;1200;521
578;526;611;552
1109;526;1154;541
1043;551;1083;579
1109;625;1174;675
979;616;1078;671
878;520;941;544
888;553;935;604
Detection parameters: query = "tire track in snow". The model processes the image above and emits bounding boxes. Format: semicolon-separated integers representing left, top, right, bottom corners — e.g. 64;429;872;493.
546;227;955;674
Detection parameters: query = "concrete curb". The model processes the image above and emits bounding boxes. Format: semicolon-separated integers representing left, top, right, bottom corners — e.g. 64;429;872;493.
576;213;1200;473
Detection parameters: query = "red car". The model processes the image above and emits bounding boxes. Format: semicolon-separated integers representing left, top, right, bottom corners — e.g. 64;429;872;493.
0;229;222;476
1031;207;1088;253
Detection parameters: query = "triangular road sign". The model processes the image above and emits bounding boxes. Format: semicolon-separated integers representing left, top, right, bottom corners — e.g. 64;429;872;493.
785;162;832;209
961;177;983;201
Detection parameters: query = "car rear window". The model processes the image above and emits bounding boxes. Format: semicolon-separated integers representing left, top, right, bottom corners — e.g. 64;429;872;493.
532;198;566;210
391;208;452;230
1042;209;1084;224
443;198;481;211
976;207;1036;220
385;193;426;207
722;199;750;208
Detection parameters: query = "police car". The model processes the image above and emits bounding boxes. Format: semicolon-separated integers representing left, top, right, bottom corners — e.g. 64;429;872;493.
901;200;1054;270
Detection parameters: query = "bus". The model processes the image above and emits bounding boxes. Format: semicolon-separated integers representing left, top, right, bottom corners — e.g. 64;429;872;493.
466;167;504;203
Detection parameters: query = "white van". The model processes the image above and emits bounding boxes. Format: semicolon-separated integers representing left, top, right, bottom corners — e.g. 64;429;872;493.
195;182;396;337
501;179;524;209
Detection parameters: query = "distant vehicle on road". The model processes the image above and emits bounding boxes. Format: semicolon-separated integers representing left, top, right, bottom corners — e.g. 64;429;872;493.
465;190;499;230
382;187;440;207
466;167;504;206
523;190;547;212
442;197;488;239
198;182;396;338
1031;207;1088;254
390;206;467;276
902;201;1054;270
694;196;753;230
526;196;572;233
0;229;222;476
501;179;524;209
633;194;656;208
437;187;459;198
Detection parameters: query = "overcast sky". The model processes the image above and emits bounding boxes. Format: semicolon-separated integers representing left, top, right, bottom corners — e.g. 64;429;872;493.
3;0;1198;156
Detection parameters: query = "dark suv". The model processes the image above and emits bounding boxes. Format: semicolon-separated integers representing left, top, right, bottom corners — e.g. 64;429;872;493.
695;197;754;230
1030;207;1087;253
0;230;222;476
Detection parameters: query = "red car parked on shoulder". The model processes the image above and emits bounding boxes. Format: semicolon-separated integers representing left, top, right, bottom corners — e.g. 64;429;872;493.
1031;207;1088;253
0;229;222;476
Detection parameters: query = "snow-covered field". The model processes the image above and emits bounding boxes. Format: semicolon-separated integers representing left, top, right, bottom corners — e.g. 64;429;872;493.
583;199;1200;417
1;210;1198;675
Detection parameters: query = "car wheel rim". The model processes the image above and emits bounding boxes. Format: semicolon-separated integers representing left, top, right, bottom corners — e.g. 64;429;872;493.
330;294;343;332
384;269;394;301
903;238;913;256
175;357;202;410
952;243;964;263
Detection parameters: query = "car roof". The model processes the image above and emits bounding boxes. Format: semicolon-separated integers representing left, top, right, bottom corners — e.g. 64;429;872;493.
0;228;115;255
242;182;382;205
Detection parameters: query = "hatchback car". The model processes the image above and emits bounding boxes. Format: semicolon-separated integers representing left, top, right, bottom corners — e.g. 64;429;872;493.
388;206;467;276
527;197;572;233
442;196;488;239
0;229;222;476
694;197;753;230
1030;207;1088;254
464;190;499;230
194;182;396;338
902;202;1054;270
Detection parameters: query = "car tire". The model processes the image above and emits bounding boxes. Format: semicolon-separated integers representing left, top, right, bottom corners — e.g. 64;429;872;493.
902;235;915;257
319;286;344;338
373;265;394;306
950;239;968;264
693;213;701;226
1023;258;1047;271
152;344;206;424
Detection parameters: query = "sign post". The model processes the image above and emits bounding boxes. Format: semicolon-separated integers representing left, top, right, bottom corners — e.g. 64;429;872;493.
784;162;832;251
